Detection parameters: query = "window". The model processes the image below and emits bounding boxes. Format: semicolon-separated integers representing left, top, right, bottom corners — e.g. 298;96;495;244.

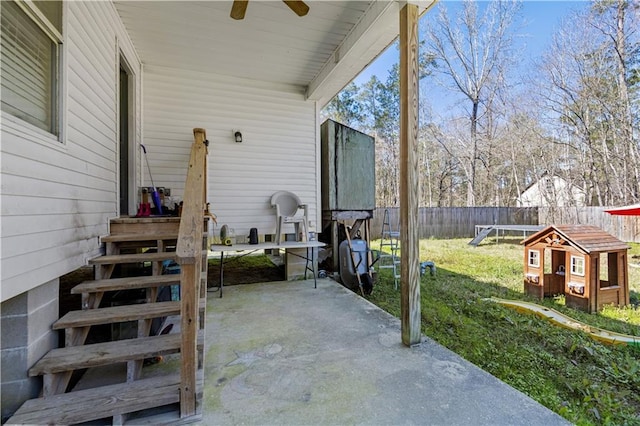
1;0;62;135
600;252;619;288
545;177;554;193
571;255;585;276
528;249;540;267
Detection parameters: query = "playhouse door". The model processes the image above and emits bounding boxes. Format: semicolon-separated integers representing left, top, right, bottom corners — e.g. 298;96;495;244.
548;249;566;295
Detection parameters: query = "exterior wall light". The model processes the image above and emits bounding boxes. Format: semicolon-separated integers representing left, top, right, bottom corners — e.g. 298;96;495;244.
234;130;243;143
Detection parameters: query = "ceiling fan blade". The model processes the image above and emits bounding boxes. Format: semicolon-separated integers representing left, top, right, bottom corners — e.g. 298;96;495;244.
230;0;248;20
282;1;309;17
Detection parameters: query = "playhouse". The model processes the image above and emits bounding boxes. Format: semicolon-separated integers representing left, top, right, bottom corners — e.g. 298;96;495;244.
521;225;630;313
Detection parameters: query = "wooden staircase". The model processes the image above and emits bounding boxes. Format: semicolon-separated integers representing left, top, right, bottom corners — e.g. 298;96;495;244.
7;129;210;425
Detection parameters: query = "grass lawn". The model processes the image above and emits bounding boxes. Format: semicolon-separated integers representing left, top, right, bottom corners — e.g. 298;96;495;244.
369;237;640;426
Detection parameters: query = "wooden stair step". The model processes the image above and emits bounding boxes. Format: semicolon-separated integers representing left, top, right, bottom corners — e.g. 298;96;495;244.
101;232;207;243
71;274;182;295
53;301;180;330
101;232;179;243
108;217;181;237
89;251;178;265
29;332;204;376
6;374;184;425
54;299;207;329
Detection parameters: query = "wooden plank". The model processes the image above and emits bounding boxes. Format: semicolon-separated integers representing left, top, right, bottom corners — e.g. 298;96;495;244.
109;217;181;235
399;3;421;346
95;263;116;281
100;232;179;243
178;128;208;418
53;301;180;329
7;374;181;425
180;262;200;418
88;251;178;265
43;371;72;396
29;332;203;376
101;231;207;243
71;274;181;294
176;133;207;265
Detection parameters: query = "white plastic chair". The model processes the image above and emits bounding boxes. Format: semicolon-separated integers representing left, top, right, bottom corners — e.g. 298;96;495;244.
271;191;309;244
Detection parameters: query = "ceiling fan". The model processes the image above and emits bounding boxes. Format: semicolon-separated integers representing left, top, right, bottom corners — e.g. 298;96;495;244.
230;1;309;20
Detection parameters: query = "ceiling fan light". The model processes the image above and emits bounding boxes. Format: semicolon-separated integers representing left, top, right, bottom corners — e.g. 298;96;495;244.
230;0;309;20
283;1;309;17
230;0;248;20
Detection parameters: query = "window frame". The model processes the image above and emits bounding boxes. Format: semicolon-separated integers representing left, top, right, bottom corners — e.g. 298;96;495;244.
570;255;585;277
2;0;63;139
528;249;540;268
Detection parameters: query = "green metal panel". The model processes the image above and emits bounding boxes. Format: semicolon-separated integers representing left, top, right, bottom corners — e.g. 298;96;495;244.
321;119;375;211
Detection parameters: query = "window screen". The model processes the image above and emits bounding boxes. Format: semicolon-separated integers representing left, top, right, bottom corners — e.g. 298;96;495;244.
1;1;60;135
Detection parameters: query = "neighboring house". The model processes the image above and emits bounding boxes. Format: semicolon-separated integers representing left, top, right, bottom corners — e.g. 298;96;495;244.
0;0;433;419
516;175;586;207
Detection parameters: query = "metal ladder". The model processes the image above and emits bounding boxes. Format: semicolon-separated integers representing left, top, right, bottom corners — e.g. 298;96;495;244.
378;209;400;289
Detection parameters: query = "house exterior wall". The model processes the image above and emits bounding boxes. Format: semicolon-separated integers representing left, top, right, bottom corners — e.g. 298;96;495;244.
1;279;59;422
1;1;140;418
1;1;141;303
517;176;586;207
142;65;320;239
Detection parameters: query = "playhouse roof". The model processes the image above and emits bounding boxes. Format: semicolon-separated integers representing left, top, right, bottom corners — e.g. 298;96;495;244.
522;224;630;254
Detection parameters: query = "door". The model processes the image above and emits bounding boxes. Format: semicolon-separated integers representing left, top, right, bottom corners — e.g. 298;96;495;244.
119;61;132;215
550;249;566;295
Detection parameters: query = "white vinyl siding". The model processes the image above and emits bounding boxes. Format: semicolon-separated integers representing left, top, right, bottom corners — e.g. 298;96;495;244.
142;65;318;238
1;1;141;302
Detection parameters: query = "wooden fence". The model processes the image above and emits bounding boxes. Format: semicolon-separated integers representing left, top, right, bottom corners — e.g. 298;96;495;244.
369;207;640;242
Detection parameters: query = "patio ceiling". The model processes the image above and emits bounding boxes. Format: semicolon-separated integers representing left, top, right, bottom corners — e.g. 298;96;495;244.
114;1;434;107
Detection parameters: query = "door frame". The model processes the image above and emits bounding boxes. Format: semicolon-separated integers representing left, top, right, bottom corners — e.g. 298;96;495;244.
117;51;137;216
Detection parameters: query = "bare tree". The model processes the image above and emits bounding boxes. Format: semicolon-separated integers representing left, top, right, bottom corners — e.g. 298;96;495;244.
426;0;522;206
589;0;640;203
533;1;640;206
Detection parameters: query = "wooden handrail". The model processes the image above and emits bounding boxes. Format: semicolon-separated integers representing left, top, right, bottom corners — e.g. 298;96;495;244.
177;128;207;263
177;128;208;417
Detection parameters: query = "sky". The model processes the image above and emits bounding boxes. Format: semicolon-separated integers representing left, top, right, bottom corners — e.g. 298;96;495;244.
353;1;588;87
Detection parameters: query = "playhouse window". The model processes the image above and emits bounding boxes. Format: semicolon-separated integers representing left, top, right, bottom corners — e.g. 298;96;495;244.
528;250;540;267
571;256;585;276
599;252;619;288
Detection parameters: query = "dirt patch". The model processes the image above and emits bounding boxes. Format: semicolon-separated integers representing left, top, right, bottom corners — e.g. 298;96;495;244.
206;256;284;287
59;266;94;315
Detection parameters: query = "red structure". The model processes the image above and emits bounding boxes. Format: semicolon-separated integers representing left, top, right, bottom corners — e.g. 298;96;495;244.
521;225;630;313
605;204;640;216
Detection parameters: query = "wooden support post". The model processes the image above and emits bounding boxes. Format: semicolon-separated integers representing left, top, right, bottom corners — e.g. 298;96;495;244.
179;261;200;415
620;252;630;306
399;3;421;346
332;220;339;276
177;128;207;417
42;372;72;396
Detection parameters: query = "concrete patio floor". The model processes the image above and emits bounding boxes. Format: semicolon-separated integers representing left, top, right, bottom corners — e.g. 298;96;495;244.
198;278;571;425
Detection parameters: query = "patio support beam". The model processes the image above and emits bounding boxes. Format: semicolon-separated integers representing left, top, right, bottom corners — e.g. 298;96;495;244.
306;1;397;105
399;2;421;346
